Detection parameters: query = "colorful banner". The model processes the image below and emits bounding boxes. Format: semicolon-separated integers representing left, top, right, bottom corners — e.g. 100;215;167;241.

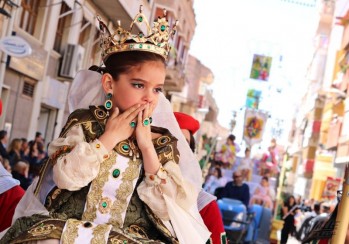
250;54;272;81
243;109;268;146
245;89;262;109
322;176;341;201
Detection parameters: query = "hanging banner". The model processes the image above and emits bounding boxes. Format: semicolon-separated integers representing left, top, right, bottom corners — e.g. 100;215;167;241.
243;109;268;146
249;54;272;81
322;176;341;201
245;89;262;109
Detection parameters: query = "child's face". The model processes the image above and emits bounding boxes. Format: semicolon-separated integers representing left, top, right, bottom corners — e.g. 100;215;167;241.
108;61;166;115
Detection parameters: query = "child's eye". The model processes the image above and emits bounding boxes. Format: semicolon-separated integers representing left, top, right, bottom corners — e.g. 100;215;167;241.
154;87;163;93
132;83;144;89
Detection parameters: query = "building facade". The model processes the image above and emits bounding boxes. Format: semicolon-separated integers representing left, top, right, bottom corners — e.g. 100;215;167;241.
0;0;208;145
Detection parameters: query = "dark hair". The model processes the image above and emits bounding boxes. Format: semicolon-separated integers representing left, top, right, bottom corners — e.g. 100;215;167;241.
0;130;7;140
262;176;269;182
189;132;196;153
215;167;222;178
228;134;235;142
90;51;165;81
313;202;321;212
35;132;42;138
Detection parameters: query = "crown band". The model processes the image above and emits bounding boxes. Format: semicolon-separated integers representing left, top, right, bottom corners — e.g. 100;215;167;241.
97;5;177;61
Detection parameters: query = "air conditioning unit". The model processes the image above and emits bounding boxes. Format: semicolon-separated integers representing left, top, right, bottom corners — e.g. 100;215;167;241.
59;44;85;78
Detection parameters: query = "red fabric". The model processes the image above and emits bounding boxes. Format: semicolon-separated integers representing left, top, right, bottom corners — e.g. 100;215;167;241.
173;112;200;134
0;185;25;232
200;201;226;244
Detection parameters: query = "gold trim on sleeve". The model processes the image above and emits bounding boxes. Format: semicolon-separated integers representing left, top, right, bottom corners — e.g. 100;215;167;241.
61;219;80;244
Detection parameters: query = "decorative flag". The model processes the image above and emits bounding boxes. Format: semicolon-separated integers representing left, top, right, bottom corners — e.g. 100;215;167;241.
243;109;268;146
245;89;262;109
249;54;272;81
322;176;341;201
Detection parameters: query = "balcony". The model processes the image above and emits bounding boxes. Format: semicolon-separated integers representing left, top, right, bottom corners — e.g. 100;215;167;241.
164;62;185;92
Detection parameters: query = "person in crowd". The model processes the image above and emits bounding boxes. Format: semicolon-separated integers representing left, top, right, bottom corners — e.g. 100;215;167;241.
1;158;11;173
0;130;9;160
280;195;297;244
174;111;227;244
19;138;29;159
249;176;275;209
238;147;253;181
11;160;32;190
7;138;23;167
215;134;240;169
259;139;279;176
0;161;25;232
0;8;210;243
221;170;250;208
203;167;227;195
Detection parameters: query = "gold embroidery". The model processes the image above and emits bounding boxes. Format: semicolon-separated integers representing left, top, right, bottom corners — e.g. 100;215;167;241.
51;188;61;200
91;224;111;244
61;219;80;244
83;121;96;135
28;224;56;236
126;225;148;239
110;158;141;228
82;151;116;221
63;118;79;132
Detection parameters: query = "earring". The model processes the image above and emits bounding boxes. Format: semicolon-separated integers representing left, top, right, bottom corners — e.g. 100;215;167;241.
104;93;113;111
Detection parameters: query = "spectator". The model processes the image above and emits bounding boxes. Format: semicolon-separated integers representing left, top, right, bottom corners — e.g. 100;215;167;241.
7;138;23;167
221;170;250;208
215;134;240;169
20;138;29;159
0;130;9;160
250;176;275;209
204;167;227;195
11;161;32;190
238;147;253;181
280;195;297;244
0;162;25;232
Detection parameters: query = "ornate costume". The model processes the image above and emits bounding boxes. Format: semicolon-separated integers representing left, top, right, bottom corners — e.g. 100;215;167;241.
0;105;209;243
0;6;210;243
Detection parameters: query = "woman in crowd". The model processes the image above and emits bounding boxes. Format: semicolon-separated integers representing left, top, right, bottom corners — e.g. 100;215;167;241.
280;195;297;244
203;167;227;196
0;7;210;243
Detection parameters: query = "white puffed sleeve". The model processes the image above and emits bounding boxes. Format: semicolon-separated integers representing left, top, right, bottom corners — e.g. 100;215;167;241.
137;161;211;243
49;124;109;191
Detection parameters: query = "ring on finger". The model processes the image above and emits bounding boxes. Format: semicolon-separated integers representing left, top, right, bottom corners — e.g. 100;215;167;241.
143;117;151;126
130;121;137;128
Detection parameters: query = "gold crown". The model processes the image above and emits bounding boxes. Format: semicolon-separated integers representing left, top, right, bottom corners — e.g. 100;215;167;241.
97;5;178;61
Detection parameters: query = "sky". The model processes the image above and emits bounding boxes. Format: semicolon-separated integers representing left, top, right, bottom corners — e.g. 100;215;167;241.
189;0;320;147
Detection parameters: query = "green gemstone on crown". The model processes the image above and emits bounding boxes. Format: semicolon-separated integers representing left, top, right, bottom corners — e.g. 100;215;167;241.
112;169;120;178
138;16;143;22
139;44;143;48
101;202;107;208
139;33;143;38
160;25;166;31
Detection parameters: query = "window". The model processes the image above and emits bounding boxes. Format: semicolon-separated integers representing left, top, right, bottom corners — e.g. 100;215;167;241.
20;0;40;35
78;18;91;46
22;81;35;97
53;2;71;53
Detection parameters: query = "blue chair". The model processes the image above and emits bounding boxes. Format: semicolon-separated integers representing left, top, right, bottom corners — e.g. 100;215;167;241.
217;198;250;243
